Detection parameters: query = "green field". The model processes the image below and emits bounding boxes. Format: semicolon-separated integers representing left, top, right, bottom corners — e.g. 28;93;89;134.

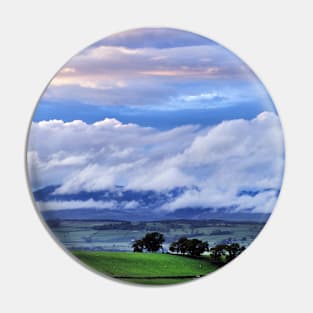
73;251;219;285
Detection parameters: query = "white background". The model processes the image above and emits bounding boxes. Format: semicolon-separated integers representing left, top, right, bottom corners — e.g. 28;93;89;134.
0;1;312;312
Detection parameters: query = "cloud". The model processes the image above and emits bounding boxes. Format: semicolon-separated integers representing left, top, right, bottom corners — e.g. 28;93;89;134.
37;199;116;211
180;92;221;102
158;112;284;211
27;118;200;191
36;199;140;211
28;112;284;214
161;187;279;214
89;28;216;49
49;45;233;90
42;36;263;109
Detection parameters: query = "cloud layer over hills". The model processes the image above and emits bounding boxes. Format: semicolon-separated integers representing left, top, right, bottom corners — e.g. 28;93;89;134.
28;112;284;214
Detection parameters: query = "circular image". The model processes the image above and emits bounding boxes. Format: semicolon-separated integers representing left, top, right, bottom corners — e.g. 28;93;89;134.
27;28;285;285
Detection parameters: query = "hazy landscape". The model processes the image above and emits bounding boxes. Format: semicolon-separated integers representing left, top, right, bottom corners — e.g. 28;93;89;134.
27;28;284;285
47;219;264;252
43;218;259;284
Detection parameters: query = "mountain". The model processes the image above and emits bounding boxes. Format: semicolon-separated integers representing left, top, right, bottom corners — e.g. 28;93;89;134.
41;207;270;222
33;184;187;203
33;185;272;222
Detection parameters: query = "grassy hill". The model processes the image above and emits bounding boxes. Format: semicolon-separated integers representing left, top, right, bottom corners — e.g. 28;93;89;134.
73;251;218;285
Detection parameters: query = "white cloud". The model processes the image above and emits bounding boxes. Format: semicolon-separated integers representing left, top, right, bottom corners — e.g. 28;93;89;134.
27;118;200;191
36;199;140;211
180;92;219;102
37;199;116;211
159;112;284;211
27;112;284;213
127;167;195;191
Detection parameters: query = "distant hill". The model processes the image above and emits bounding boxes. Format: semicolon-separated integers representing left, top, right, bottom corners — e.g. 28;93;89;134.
41;207;270;222
34;185;272;223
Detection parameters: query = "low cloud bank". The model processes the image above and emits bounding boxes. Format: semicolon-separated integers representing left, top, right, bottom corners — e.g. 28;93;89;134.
28;112;284;214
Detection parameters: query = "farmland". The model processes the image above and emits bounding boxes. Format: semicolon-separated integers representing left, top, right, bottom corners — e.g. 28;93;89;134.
48;219;264;252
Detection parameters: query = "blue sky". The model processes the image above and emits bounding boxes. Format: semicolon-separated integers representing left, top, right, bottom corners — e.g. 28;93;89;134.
34;28;276;129
28;28;284;215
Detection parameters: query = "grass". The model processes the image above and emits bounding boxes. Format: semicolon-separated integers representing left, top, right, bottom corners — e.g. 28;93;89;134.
73;251;218;285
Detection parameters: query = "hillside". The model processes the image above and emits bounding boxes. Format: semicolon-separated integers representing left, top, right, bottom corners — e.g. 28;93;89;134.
73;251;218;285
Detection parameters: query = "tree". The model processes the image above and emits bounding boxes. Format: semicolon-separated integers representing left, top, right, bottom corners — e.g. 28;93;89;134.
210;244;228;262
169;241;179;254
169;237;188;255
132;239;144;252
186;239;209;257
210;243;245;264
132;232;165;253
143;232;165;252
177;237;189;255
225;243;245;261
169;237;209;257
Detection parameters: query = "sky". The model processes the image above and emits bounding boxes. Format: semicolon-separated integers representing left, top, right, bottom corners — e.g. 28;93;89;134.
27;28;285;215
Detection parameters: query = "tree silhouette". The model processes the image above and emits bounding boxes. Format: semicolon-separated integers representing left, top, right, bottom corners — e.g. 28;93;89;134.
225;243;245;261
169;241;179;254
132;232;165;253
177;237;189;255
186;239;209;257
169;237;209;257
210;243;245;263
210;244;228;262
132;239;144;252
143;232;165;252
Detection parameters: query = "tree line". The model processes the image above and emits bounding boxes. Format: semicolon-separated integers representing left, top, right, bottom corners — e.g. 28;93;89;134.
132;232;245;263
